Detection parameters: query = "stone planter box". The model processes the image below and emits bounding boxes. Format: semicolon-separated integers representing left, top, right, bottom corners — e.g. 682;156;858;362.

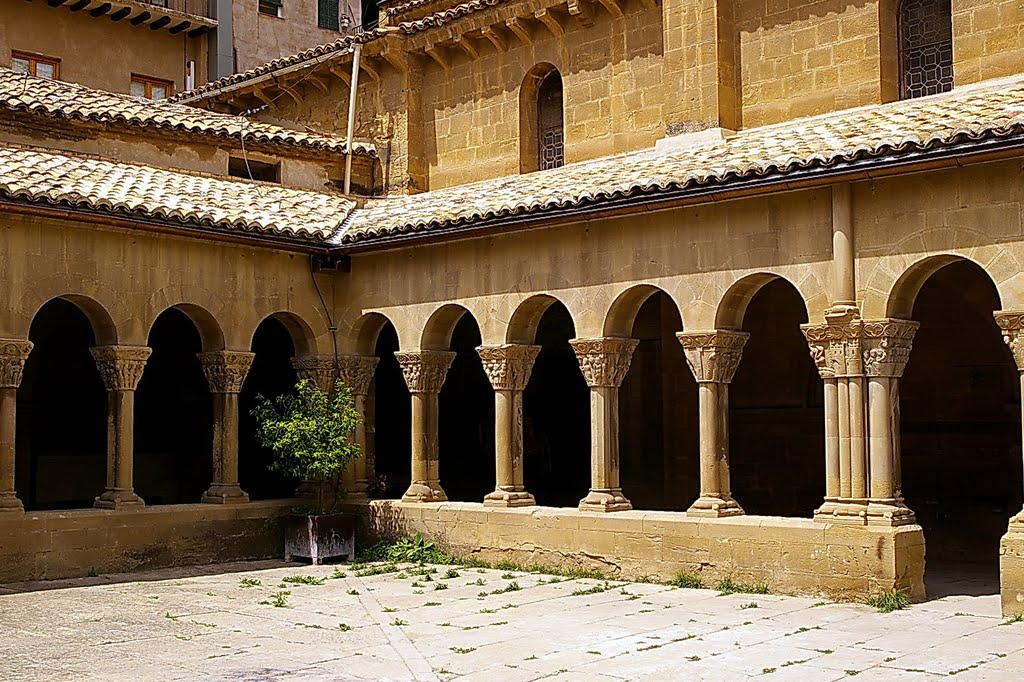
284;513;355;565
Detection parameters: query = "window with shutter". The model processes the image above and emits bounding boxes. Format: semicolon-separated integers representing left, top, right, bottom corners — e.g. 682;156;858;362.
318;0;340;31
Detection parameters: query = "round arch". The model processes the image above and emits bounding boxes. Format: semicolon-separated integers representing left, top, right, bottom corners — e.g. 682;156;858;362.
146;303;225;352
253;311;318;358
886;254;1000;320
519;62;563;174
351;312;397;356
421;304;473;351
37;295;118;346
715;273;811;330
506;294;572;344
604;284;684;338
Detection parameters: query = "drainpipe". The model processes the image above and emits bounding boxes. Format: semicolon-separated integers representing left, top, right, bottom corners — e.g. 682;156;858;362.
343;43;362;195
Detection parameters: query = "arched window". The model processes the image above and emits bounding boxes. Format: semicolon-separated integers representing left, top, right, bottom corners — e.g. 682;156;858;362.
537;70;564;170
898;0;953;100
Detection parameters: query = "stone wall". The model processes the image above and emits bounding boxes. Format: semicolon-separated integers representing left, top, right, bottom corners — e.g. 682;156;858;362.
355;500;927;601
0;500;294;582
232;0;362;74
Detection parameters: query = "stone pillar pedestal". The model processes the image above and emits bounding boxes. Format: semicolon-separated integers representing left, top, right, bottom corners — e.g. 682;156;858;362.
477;344;541;507
198;351;253;504
0;340;32;512
570;338;638;513
90;345;152;510
803;315;917;526
336;355;379;501
396;350;455;503
995;311;1024;615
677;331;747;517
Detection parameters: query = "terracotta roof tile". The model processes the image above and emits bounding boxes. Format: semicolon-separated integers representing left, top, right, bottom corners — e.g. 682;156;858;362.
337;77;1024;243
0;143;353;241
0;70;374;156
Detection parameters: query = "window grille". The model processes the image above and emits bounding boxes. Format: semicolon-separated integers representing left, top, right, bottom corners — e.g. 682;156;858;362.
899;0;953;99
537;71;564;171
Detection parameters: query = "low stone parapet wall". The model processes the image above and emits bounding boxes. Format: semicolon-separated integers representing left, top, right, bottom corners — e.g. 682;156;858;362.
0;500;296;583
355;501;927;602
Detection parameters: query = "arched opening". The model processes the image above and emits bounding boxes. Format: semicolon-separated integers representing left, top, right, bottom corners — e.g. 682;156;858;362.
519;300;589;507
436;312;494;502
898;0;953;100
239;317;303;500
370;320;410;498
135;308;213;504
519;64;564;174
16;299;107;509
898;259;1020;593
729;278;825;517
612;290;697;510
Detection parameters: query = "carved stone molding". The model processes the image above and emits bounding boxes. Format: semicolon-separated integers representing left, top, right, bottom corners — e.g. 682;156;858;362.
861;319;919;378
476;344;541;392
0;339;33;389
291;355;335;393
995;311;1024;371
336;355;380;396
676;330;749;384
90;346;152;391
395;350;455;393
198;351;255;394
569;338;638;388
801;318;864;378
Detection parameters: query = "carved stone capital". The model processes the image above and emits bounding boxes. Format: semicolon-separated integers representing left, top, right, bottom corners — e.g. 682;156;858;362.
198;351;255;394
395;350;455;393
476;344;541;392
676;330;749;384
90;346;152;391
291;355;335;394
861;319;919;378
0;339;33;389
995;311;1024;371
801;318;864;378
336;354;379;395
569;337;638;388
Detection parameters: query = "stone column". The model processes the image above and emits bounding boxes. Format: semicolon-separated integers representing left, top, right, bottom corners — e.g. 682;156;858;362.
677;330;748;517
862;319;918;526
336;355;379;500
198;351;254;504
996;311;1024;615
90;345;152;510
570;337;638;513
477;344;541;507
995;312;1024;526
396;350;455;503
0;340;32;512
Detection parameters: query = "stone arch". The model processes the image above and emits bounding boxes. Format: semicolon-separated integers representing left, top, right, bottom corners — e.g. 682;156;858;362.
603;284;684;338
506;294;572;344
255;311;318;358
715;273;810;330
886;254;1000;320
421;303;473;351
352;312;396;356
519;62;563;174
36;294;118;346
148;303;225;352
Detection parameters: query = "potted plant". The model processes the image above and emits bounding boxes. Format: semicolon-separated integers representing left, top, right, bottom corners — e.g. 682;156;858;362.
252;379;363;564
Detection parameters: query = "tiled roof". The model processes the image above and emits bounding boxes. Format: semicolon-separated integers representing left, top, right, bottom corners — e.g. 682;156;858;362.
0;70;375;156
336;76;1024;243
397;0;507;32
0;143;354;241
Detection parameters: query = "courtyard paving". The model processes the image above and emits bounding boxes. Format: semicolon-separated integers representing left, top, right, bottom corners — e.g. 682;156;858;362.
1;560;1022;681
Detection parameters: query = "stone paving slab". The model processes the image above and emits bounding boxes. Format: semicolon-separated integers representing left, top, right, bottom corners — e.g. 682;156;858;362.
1;560;1022;681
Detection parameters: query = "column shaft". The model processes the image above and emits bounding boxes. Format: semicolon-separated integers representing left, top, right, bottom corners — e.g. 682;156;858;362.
822;378;840;500
0;340;32;512
397;350;453;503
92;345;150;510
867;376;893;500
849;376;866;499
199;351;253;504
837;378;851;498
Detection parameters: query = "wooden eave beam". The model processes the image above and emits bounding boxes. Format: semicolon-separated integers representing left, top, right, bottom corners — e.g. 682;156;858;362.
47;0;69;7
168;20;192;34
89;2;112;17
109;6;131;20
68;0;90;10
149;15;171;29
130;10;151;25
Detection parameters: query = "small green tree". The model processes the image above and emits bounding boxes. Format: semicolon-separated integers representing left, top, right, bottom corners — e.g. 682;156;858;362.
251;379;362;514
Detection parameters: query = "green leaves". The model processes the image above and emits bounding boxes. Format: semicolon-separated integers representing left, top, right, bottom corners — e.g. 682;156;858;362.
251;379;363;512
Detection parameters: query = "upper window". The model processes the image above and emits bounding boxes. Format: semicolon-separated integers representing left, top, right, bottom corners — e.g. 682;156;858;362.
130;74;174;101
537;70;564;171
898;0;953;100
259;0;283;17
318;0;339;31
228;157;281;183
11;51;60;80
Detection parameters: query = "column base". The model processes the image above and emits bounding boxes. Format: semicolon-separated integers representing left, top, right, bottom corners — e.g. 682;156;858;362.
0;492;24;513
1000;517;1024;616
579;489;632;513
484;488;536;508
687;495;744;518
202;484;250;504
94;489;145;510
866;499;917;527
402;481;448;503
814;499;867;524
